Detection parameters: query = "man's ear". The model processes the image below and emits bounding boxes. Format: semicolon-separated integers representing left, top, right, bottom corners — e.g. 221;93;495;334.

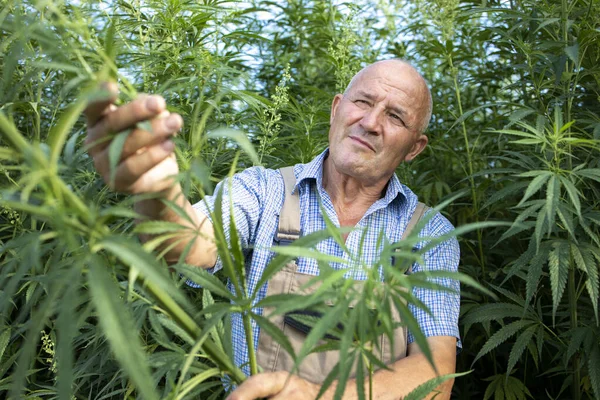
330;94;343;125
404;134;429;162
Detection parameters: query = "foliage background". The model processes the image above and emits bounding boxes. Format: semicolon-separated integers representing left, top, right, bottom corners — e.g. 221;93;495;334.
1;0;599;399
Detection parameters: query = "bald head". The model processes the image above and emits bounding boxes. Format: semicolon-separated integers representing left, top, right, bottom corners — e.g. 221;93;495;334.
344;60;433;133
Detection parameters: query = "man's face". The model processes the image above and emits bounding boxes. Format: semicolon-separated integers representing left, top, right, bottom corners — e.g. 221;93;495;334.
327;61;429;183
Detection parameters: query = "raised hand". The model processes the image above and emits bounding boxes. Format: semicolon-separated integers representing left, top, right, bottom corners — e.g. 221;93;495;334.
84;82;183;195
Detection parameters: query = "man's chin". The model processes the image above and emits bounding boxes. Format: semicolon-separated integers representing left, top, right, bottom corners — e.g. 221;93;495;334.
332;158;374;179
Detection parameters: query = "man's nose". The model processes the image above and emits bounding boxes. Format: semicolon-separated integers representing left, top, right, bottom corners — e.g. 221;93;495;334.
359;107;383;134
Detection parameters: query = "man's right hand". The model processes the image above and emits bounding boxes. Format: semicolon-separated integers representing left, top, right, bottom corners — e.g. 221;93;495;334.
84;82;218;268
84;82;183;195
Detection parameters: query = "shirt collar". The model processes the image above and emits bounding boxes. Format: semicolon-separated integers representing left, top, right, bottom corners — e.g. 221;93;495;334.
294;148;409;205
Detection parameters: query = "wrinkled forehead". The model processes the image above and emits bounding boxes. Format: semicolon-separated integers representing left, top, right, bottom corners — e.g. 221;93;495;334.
348;61;427;100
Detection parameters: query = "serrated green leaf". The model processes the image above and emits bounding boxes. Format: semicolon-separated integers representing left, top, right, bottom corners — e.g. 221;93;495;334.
511;138;544;145
508;108;536;124
507;325;536;376
268;245;347;264
482;181;528;210
206;128;260;165
577;168;600;183
136;120;153;133
545;175;559;234
588;343;600;399
158;197;196;226
473;319;534;365
580;246;600;322
315;364;340;400
391;295;436;372
565;327;588;362
47;99;87;166
98;235;189;307
175;368;221;400
525;249;546;306
565;43;579;64
227;177;247;297
555;203;576;238
134;220;189;234
0;328;10;364
519;172;551;206
177;265;233;300
534;207;547;251
107;130;129;188
56;268;80;400
495;129;540;139
354;351;366;400
404;371;471;400
332;308;358;400
463;303;528;328
105;19;116;60
251;312;296;362
484;374;531;400
297;299;348;364
548;241;569;323
210;183;244;298
156;314;195;345
88;260;158;400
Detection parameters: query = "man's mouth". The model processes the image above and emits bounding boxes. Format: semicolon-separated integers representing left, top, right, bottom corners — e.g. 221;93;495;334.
349;136;376;152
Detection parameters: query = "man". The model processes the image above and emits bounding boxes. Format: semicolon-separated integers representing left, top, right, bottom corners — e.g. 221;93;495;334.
85;59;460;399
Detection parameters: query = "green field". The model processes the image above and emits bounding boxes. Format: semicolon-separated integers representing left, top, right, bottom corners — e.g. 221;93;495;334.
1;0;599;399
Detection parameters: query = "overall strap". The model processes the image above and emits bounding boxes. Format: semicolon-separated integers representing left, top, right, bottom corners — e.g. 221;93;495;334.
275;166;301;244
400;202;429;240
400;202;430;273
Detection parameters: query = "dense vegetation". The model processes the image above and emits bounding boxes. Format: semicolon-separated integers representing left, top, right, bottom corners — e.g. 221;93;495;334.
1;0;599;399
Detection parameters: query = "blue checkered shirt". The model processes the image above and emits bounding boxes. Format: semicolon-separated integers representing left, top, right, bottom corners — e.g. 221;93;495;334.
190;149;461;376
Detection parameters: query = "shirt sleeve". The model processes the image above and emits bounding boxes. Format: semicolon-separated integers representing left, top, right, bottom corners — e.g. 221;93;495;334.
407;210;462;348
190;166;267;276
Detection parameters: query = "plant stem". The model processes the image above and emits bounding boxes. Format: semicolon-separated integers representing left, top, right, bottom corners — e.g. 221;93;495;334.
568;262;581;400
368;357;373;400
447;56;486;275
243;311;259;375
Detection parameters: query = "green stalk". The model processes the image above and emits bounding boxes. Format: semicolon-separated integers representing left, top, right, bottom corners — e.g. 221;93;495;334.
368;357;373;400
561;0;573;172
447;56;486;274
243;311;259;375
568;260;581;400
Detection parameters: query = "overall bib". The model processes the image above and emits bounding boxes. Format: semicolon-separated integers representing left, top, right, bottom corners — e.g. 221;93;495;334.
255;167;429;384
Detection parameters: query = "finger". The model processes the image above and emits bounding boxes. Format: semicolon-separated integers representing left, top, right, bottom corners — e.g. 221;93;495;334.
226;372;287;400
84;82;119;126
85;94;167;154
98;140;175;192
118;112;182;160
92;112;182;160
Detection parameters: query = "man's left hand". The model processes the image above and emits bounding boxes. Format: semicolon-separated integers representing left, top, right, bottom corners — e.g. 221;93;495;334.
226;371;322;400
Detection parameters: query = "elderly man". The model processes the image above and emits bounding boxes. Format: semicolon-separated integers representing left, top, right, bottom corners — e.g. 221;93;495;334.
85;59;460;399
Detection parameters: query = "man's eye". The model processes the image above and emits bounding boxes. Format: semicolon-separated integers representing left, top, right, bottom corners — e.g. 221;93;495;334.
355;99;370;106
389;113;407;126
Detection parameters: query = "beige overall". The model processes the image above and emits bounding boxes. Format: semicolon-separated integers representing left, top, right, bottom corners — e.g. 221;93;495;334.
255;167;429;384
